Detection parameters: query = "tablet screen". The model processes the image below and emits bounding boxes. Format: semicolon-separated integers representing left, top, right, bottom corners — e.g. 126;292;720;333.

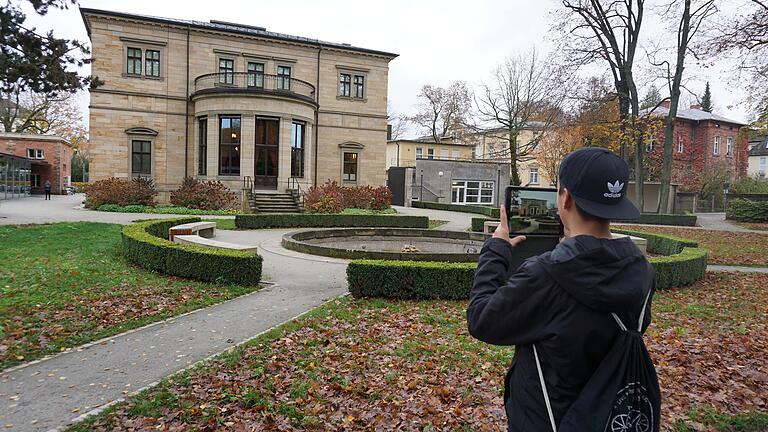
505;186;562;236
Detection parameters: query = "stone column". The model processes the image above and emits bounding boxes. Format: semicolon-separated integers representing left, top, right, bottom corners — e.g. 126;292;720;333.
279;116;293;191
240;114;255;182
206;116;217;178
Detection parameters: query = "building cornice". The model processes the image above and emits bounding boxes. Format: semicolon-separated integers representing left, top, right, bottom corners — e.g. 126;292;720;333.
0;132;70;146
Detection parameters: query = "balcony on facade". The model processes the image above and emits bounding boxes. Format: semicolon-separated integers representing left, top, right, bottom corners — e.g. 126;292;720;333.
192;72;316;105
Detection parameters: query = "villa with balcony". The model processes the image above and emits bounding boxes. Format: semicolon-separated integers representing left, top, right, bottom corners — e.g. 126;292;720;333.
80;8;397;203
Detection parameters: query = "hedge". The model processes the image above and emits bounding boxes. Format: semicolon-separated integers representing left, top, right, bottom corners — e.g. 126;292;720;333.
347;260;476;300
726;198;768;222
235;213;429;229
121;217;262;285
471;217;494;232
347;228;708;299
617;213;698;226
411;200;500;218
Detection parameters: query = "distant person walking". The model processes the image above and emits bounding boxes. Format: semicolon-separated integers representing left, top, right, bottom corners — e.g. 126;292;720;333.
44;180;52;200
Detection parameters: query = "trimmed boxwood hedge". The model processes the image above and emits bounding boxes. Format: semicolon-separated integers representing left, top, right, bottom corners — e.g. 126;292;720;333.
726;198;768;222
122;217;262;285
471;217;494;232
617;213;698;226
235;213;429;229
347;228;708;299
412;200;500;218
347;260;476;300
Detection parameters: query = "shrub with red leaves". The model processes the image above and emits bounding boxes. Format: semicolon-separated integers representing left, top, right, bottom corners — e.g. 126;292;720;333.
170;177;239;210
85;177;157;208
303;180;392;213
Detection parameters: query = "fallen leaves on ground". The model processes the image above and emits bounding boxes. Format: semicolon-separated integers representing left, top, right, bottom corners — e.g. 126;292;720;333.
0;223;257;368
76;272;767;431
615;225;768;266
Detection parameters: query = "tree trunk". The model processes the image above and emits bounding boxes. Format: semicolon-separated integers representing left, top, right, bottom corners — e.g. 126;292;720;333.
509;129;520;185
659;0;692;214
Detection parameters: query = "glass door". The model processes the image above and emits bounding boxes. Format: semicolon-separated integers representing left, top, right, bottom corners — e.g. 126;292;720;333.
254;118;280;189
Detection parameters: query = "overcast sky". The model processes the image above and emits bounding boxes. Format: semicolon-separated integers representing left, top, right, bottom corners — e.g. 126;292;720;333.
22;0;756;135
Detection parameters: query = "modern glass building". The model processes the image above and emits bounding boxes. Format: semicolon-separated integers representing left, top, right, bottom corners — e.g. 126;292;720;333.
0;152;32;200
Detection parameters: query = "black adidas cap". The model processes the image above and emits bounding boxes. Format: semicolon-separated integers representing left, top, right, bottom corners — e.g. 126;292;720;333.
558;147;641;220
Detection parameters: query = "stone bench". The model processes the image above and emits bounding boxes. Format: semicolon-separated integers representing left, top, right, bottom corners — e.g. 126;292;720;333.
172;235;258;253
168;222;216;241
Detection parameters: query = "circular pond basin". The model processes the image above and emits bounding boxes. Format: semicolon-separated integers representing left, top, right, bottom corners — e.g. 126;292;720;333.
281;228;491;262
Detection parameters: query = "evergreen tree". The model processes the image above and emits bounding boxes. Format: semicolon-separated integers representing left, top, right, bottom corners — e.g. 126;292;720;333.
0;0;99;94
640;85;663;110
701;81;713;112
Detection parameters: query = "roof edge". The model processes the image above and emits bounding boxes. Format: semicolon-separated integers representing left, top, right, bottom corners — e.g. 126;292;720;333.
0;132;71;146
79;7;399;59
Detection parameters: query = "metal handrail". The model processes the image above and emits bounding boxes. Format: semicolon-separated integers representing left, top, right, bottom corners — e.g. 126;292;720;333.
193;72;316;101
288;177;305;207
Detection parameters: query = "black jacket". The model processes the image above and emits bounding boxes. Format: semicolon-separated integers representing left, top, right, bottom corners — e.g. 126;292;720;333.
467;235;655;431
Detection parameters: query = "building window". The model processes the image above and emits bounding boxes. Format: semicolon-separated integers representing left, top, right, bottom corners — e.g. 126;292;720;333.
26;148;44;159
646;139;654;153
441;149;449;159
452;150;460;160
339;73;351;97
198;118;207;175
126;47;142;75
677;136;684;153
415;147;423;159
713;136;720;155
131;140;151;176
247;62;264;88
529;168;539;184
427;148;435;159
759;157;766;177
353;75;365;98
31;173;40;188
342;152;358;182
277;65;291;90
219;116;241;175
291;121;305;178
726;137;733;156
145;49;160;77
451;180;494;204
219;58;234;85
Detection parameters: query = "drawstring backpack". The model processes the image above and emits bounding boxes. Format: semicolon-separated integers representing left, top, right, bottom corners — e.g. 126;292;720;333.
533;288;661;432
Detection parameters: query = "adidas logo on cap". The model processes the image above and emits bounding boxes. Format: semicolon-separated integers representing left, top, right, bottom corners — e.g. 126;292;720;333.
604;180;624;199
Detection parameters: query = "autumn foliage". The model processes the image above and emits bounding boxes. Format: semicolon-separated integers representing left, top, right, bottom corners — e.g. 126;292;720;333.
304;180;392;213
85;177;157;208
170;177;239;211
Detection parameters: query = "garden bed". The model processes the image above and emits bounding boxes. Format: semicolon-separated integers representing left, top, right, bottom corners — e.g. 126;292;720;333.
95;204;236;215
67;272;768;431
0;222;259;369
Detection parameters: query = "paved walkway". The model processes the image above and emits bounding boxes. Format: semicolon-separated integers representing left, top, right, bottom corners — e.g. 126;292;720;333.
0;229;347;431
693;212;766;233
707;265;768;273
392;205;475;231
0;194;232;226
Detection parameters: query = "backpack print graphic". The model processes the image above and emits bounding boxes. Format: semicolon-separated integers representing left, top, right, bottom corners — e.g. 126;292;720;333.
605;383;653;432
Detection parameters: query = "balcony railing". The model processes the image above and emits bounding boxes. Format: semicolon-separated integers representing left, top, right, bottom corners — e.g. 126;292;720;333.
193;72;316;103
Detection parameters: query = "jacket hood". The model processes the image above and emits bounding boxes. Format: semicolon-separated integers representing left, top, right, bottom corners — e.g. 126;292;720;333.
546;235;651;312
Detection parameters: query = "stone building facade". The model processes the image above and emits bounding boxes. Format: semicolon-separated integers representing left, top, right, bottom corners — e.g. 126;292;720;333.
80;8;397;201
0;132;72;197
470;124;552;187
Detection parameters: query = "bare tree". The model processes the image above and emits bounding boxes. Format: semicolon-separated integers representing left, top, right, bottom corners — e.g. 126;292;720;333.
705;0;768;126
653;0;716;213
557;0;648;207
0;87;79;135
387;102;409;140
409;81;472;143
474;48;566;185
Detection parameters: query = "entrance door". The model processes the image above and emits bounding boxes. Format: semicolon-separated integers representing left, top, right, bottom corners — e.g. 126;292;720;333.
254;118;279;189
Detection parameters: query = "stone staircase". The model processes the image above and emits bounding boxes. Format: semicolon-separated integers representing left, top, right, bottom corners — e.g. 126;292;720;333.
246;190;302;213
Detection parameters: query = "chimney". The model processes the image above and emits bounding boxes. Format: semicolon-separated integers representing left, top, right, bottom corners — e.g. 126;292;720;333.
690;103;702;110
661;100;672;109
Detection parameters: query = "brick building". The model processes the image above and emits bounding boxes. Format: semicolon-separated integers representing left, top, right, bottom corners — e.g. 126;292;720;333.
0;132;73;198
642;103;749;190
80;8;397;203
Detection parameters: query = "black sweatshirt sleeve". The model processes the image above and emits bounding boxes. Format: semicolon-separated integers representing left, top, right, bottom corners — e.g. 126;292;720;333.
467;238;552;346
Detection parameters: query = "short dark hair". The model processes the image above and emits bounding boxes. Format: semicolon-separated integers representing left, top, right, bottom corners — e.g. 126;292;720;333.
558;186;609;224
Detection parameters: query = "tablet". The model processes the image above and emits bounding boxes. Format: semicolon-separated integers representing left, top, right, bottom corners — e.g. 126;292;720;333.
504;186;563;268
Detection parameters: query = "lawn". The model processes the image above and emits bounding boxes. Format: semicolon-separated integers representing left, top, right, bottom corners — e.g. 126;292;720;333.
0;222;258;369
614;225;768;266
68;272;768;431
